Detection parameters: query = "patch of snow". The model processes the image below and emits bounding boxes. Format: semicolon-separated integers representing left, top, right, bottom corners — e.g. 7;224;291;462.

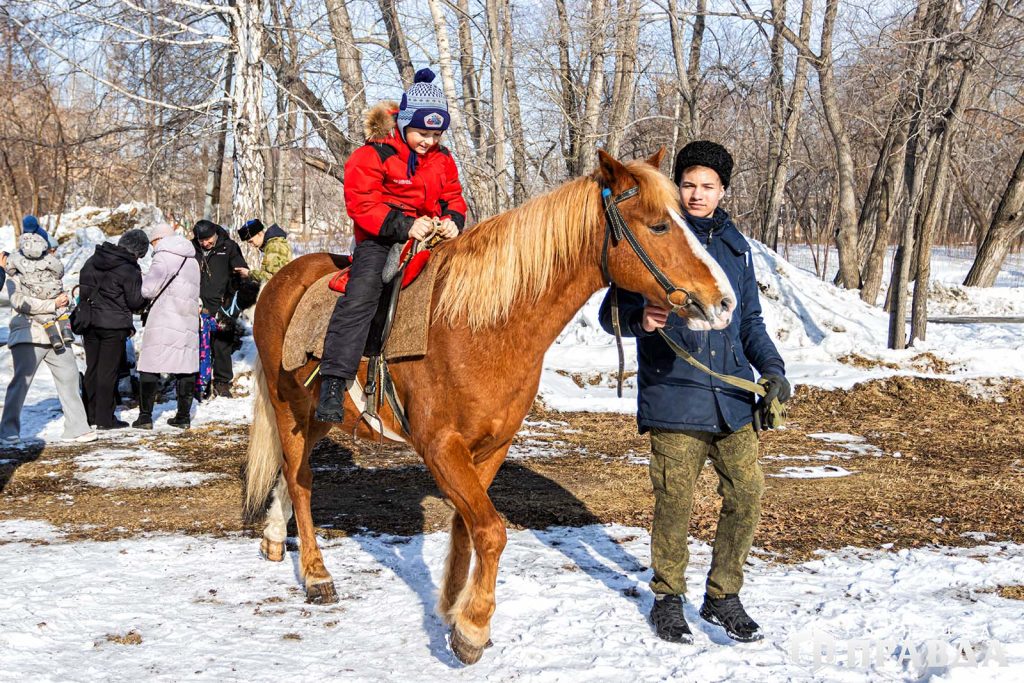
769;465;857;479
74;447;222;489
0;518;63;542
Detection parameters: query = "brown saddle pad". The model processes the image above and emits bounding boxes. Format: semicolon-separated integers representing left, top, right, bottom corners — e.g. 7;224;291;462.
281;259;436;372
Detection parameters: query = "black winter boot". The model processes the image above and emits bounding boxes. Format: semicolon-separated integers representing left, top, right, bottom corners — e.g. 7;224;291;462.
650;594;693;644
314;376;347;423
167;376;194;429
132;376;158;429
699;594;763;642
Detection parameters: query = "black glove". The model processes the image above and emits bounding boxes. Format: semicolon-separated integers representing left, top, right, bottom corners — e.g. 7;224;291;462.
760;374;791;405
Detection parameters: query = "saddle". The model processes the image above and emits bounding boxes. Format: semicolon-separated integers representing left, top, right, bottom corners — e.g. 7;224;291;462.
328;240;432;294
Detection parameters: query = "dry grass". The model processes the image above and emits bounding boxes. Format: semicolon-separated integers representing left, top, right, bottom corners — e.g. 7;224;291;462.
998;586;1024;600
103;630;142;645
1;378;1021;562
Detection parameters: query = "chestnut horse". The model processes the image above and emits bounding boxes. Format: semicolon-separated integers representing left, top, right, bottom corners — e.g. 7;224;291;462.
243;149;735;664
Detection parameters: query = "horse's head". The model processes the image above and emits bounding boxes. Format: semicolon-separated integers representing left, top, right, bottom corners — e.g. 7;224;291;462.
595;148;735;331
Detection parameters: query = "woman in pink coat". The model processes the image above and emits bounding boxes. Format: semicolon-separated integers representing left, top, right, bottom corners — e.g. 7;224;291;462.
134;223;201;429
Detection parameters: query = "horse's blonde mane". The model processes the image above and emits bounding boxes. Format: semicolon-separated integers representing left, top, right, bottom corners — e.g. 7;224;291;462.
434;160;679;330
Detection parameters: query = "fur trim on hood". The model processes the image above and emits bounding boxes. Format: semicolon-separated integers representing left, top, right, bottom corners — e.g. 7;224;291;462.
364;101;399;141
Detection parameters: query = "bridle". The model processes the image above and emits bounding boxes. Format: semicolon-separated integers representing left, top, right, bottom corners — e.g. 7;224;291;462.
599;185;701;318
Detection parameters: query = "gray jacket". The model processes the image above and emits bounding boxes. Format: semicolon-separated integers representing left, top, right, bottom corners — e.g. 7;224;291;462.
5;233;66;326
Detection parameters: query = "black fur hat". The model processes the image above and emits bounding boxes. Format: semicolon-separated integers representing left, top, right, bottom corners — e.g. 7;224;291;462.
673;140;734;188
119;229;150;260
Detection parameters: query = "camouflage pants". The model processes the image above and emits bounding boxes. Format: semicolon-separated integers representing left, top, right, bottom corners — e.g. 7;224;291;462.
648;424;763;599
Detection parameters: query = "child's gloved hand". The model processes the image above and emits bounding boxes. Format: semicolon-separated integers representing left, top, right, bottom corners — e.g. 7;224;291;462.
438;218;459;240
409;216;435;242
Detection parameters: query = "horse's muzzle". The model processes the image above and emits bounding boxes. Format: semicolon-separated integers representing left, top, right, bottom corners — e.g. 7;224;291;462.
684;295;733;331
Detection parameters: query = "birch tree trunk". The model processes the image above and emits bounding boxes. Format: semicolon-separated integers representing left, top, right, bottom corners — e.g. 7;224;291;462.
578;0;608;172
229;0;266;231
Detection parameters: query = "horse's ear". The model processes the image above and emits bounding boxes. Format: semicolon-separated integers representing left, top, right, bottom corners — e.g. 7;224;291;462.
645;148;666;170
596;149;629;188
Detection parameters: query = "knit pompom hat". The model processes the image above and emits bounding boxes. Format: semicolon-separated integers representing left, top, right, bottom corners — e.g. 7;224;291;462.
396;68;450;142
673;141;734;188
119;229;151;260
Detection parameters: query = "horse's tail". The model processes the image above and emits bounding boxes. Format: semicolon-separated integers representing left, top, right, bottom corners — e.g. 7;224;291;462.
243;356;283;519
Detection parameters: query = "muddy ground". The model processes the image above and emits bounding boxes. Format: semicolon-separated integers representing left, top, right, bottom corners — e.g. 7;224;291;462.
2;377;1022;561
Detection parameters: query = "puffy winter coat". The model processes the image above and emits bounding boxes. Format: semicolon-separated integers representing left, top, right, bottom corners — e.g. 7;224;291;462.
344;101;468;245
192;225;248;313
599;209;785;434
5;275;62;347
137;234;201;374
6;233;66;326
78;242;147;330
249;224;292;282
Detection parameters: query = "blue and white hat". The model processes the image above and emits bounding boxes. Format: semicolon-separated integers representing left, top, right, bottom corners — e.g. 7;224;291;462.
396;68;450;141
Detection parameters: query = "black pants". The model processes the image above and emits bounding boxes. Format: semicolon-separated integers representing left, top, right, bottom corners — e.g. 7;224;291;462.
211;331;235;384
321;238;391;379
83;327;130;428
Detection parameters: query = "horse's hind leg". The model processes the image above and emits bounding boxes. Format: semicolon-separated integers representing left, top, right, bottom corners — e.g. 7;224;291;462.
260;473;292;562
427;434;508;664
279;415;338;604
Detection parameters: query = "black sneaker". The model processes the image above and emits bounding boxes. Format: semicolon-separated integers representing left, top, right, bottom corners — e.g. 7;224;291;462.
650;594;693;644
97;420;129;431
699;594;763;642
315;376;347;423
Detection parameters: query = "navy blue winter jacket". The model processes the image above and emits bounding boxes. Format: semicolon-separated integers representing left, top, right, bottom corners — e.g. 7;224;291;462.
599;208;785;434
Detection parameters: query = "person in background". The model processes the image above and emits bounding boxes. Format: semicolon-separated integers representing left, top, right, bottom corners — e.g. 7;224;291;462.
0;250;7;292
191;219;248;398
1;231;94;446
78;229;150;430
238;218;292;283
134;223;201;430
599;141;791;645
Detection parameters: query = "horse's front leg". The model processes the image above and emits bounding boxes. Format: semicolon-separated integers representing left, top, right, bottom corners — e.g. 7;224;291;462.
426;433;508;665
437;445;510;617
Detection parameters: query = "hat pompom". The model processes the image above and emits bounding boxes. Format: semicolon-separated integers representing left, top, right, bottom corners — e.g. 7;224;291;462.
414;67;436;84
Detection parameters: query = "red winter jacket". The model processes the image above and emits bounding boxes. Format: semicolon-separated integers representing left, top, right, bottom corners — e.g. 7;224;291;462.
344;107;468;244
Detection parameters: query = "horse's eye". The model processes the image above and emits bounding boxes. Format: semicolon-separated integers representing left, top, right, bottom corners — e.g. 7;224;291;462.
649;223;669;235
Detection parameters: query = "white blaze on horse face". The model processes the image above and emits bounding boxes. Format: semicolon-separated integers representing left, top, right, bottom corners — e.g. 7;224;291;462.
668;207;735;331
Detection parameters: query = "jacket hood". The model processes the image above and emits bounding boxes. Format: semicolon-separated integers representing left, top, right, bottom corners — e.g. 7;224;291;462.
364;101;399;141
92;242;139;271
17;233;48;260
263;223;288;244
156;233;197;259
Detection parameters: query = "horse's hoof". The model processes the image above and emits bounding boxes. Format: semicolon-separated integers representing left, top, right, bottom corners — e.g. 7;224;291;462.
305;580;338;605
450;627;486;665
260;538;285;562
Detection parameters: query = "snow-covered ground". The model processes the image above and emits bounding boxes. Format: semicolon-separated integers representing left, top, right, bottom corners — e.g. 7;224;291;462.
0;519;1021;681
